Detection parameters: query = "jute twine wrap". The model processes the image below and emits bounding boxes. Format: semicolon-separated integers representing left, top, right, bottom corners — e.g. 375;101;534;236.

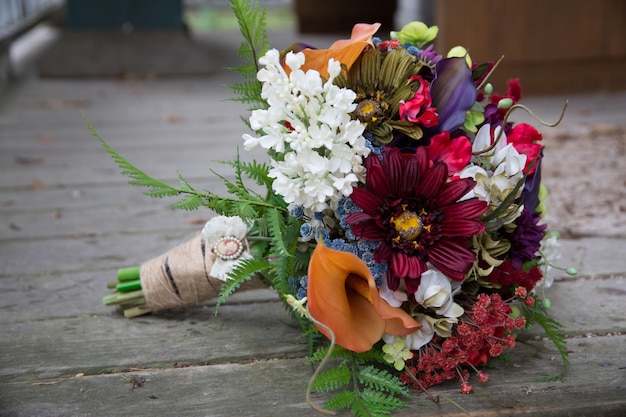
139;234;265;312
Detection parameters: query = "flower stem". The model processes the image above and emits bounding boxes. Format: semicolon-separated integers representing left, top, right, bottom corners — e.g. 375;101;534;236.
116;279;142;292
117;266;141;281
403;367;439;403
305;306;337;416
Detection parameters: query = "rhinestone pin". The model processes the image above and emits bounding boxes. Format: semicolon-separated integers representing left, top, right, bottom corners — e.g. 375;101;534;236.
212;236;244;261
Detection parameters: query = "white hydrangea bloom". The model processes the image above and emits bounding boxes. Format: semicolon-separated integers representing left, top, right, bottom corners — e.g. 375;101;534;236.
243;49;370;217
459;124;527;209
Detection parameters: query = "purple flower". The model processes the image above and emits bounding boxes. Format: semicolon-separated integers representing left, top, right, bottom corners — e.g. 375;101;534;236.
430;57;477;133
507;209;546;269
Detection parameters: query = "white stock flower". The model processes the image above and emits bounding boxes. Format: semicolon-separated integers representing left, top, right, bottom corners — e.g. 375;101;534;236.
244;49;370;217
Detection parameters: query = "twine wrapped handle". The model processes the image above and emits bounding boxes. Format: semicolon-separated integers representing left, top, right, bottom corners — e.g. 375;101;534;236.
140;234;265;312
104;216;266;317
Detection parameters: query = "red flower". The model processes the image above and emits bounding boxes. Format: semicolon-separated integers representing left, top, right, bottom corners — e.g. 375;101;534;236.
460;382;473;394
426;131;472;175
490;78;522;105
345;147;487;292
399;76;439;128
507;123;543;174
487;260;543;291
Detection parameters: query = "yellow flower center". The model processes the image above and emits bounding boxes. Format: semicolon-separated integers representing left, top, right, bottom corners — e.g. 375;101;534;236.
390;210;423;241
355;99;382;122
360;101;375;114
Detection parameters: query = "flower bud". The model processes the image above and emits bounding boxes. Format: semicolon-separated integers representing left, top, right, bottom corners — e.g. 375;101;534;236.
497;98;513;109
543;297;552;309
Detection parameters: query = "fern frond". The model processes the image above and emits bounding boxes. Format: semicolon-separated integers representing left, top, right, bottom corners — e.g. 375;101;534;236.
226;0;270;111
223;158;272;189
309;348;409;417
143;188;184;198
310;363;351;392
325;389;356;411
358;365;409;397
170;195;204;211
214;257;271;313
355;347;387;364
358;389;408;415
523;302;569;380
267;208;292;258
237;202;258;219
307;345;353;364
85;114;185;199
294;249;311;277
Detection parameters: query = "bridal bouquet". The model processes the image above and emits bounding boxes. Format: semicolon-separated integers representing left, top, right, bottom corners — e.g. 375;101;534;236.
95;1;574;415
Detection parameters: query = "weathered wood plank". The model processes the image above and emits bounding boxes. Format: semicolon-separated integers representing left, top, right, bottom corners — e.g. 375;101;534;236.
0;183;184;211
3;231;624;278
0;231;199;277
0;201;207;240
545;276;626;337
0;264;278;322
550;237;626;279
0;299;305;382
0;140;267;189
1;335;624;417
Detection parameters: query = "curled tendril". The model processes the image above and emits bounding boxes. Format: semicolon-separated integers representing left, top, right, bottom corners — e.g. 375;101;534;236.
473;101;569;156
305;306;337;415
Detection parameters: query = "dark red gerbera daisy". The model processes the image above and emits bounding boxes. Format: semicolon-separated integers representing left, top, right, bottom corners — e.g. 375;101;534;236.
345;147;487;292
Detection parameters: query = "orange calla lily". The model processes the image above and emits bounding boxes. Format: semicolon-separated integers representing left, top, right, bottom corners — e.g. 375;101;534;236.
307;240;421;353
299;23;381;79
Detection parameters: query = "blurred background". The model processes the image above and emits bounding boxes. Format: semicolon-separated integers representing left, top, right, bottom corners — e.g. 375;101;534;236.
2;0;624;95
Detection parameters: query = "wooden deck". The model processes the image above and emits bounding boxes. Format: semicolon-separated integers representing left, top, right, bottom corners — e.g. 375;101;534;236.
1;28;626;416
